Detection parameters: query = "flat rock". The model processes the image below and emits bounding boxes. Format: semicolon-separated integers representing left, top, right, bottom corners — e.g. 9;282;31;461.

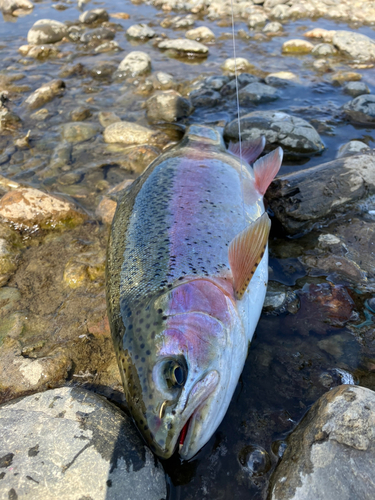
343;94;375;124
0;187;86;229
343;81;370;98
61;122;99;143
116;51;151;78
158;38;209;56
337;140;371;158
0;387;167;500
238;82;279;104
224;110;324;158
146;90;193;123
79;8;109;24
265;151;375;235
25;79;65;110
332;30;375;62
126;23;155;39
270;385;375;500
27;19;67;45
103;121;157;144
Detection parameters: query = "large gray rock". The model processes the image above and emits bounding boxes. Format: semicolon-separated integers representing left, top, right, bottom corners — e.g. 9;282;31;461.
270;385;375;500
332;30;375;62
224;110;324;157
27;19;67;45
238;82;279;105
343;94;375;124
0;387;167;500
146;90;193;123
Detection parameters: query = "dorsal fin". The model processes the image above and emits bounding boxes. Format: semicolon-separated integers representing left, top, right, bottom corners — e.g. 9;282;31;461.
228;212;271;300
253;147;283;196
228;136;266;164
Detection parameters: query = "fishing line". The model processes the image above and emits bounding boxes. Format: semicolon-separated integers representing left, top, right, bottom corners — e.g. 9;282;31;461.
230;0;246;223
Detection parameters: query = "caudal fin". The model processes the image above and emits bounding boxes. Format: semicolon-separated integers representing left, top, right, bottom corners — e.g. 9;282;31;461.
228;212;271;300
253;147;283;196
228;136;266;164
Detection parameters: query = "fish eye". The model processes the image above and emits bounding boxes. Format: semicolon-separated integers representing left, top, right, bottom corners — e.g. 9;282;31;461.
164;358;187;390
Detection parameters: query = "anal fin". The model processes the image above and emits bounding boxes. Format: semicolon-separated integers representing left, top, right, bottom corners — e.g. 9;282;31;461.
254;147;283;196
228;212;271;300
228;136;266;165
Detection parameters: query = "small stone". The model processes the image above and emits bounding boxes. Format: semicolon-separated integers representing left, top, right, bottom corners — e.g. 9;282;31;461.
318;234;341;247
25;79;65;110
265;71;299;86
103;121;157;144
270;4;290;20
27;45;59;59
70;106;92;122
0;187;86;230
96;196;117;225
185;26;215;42
151;71;176;90
222;57;254;73
111;12;130;20
158;38;209;56
248;12;268;28
342;95;375;124
311;43;337;57
1;0;33;15
189;88;221;107
18;44;30;56
282;39;314;54
343;81;370;98
204;75;230;91
126;23;155;39
90;62;117;79
122;145;160;174
146;90;193;123
263;22;283;34
331;71;362;85
94;41;121;53
58;172;81;186
79;8;109;24
80;27;115;44
27;19;67;45
116;51;151;78
63;260;87;288
160;14;195;29
61;122;99;143
336;140;371;158
239;82;279;104
238;445;271;476
304;28;336;42
220;74;258;95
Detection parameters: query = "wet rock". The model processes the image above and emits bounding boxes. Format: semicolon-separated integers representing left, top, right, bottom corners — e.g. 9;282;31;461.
189;88;221;107
0;236;19;286
270;385;375;500
61;122;99;144
265;71;299;86
270;4;290;20
337;140;371;158
98;111;121;128
49;142;72;169
70;106;92;122
96;196;117;225
265;151;375;235
25;80;65;110
311;43;337;57
220;74;258;95
263;22;283;34
90;62;117;79
80;27;115;44
0;0;33;15
204;75;230;91
63;260;87;289
146;90;193;123
158;38;209;56
126;23;155;39
116;51;151;78
248;11;268;28
185;26;215;42
0;108;21;132
343;94;375;124
94;40;121;53
0;187;86;230
224;111;324;158
122;145;160;174
66;25;85;42
104;121;157;145
151;71;176;90
222;57;254;73
304;27;336;42
239;82;279;105
79;8;109;24
25;44;59;59
27;19;67;45
332;30;375;62
239;445;271;477
331;71;361;85
0;387;167;499
343;81;370;98
282;39;314;54
160;14;195;29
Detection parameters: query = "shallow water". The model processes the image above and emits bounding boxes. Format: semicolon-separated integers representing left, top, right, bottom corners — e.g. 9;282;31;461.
1;1;375;499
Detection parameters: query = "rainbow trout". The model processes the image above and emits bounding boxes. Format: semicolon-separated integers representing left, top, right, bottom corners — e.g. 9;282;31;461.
106;124;282;460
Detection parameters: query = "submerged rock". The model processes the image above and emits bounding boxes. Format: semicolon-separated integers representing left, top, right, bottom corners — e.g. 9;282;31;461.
116;51;151;78
224;110;324;158
25;80;65;110
270;385;375;500
146;90;193;123
332;30;375;62
27;19;67;45
0;387;167;499
343;94;375;124
61;122;99;143
103;121;158;145
238;82;279;105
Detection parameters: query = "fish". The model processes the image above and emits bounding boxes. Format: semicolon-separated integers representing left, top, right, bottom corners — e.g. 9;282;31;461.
106;124;283;460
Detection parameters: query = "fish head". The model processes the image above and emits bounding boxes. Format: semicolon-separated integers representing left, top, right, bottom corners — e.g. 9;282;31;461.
122;279;247;460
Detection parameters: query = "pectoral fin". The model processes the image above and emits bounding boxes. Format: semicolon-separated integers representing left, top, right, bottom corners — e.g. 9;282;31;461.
228;212;271;300
253;147;283;196
228;136;266;164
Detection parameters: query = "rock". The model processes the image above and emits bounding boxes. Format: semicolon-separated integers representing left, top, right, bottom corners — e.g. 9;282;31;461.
263;22;283;34
121;146;160;174
27;19;67;45
0;108;21;132
90;62;117;79
282;39;314;54
343;95;375;124
343;81;370;98
270;385;375;500
25;80;65;110
331;71;362;85
126;23;155;39
265;151;375;235
224;111;324;158
160;14;195;29
248;12;268;28
111;12;130;20
116;51;151;78
265;71;299;86
80;27;115;44
332;30;375;62
61;122;99;143
204;75;230;91
158;38;209;56
222;57;254;73
49;142;72;170
70;106;92;122
238;82;279;105
151;71;176;90
189;88;221;107
311;43;337;57
0;387;167;499
0;187;86;230
94;40;121;53
96;196;117;225
0;237;19;285
25;45;59;59
146;90;193;123
220;74;258;95
304;28;336;42
79;8;109;24
336;140;371;158
0;0;33;15
103;121;157;144
185;26;215;42
270;4;290;20
98;111;121;128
